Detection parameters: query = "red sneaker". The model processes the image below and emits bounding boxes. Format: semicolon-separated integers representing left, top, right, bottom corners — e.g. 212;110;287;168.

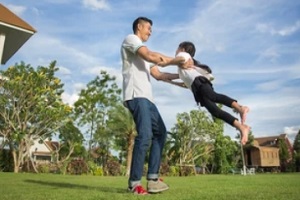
129;185;149;195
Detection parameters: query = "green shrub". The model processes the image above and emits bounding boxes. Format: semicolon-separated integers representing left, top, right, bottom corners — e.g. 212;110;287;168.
87;160;97;175
38;164;50;173
169;166;180;176
94;167;104;176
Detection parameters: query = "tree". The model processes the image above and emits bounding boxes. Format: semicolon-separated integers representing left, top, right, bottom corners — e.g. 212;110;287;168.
56;120;85;174
278;137;291;172
167;109;220;174
0;61;72;172
293;130;300;172
106;103;136;176
74;70;121;164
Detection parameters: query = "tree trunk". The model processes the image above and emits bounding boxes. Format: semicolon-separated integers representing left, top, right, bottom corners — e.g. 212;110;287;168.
30;155;39;173
126;133;135;176
11;149;19;173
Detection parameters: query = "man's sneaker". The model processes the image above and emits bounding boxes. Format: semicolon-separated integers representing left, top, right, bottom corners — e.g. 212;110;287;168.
128;185;148;195
147;179;169;193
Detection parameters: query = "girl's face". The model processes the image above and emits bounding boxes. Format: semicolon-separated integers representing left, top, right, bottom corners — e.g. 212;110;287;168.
176;47;185;56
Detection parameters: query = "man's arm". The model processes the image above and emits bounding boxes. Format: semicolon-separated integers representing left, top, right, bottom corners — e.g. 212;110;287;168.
136;45;193;69
150;65;187;88
150;65;179;81
164;80;187;88
158;56;194;69
137;46;172;64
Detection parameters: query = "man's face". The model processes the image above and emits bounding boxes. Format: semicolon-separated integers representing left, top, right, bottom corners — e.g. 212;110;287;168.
138;22;152;42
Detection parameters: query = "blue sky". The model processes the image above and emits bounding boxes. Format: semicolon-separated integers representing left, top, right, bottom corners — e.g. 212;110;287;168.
2;0;300;143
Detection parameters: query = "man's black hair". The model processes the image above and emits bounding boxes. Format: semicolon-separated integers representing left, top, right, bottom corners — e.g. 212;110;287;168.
132;17;153;33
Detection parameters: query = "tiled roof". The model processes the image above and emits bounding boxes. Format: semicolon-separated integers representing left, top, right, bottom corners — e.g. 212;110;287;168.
45;141;59;151
254;134;287;147
0;3;36;32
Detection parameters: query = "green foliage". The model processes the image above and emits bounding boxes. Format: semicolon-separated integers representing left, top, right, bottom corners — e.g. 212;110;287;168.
37;164;50;173
168;109;216;165
94;167;104;176
74;71;121;146
293;130;300;151
212;135;238;174
167;109;226;174
73;70;122;167
168;166;180;176
294;152;300;172
278;138;290;167
87;160;103;176
58;120;85;163
0;61;72;172
107;103;135;153
293;130;300;172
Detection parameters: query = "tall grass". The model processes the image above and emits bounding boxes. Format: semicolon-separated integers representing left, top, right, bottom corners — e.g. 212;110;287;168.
0;172;299;200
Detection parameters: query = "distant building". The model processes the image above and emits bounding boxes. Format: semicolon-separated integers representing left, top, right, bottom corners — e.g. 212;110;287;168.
30;139;59;164
0;3;36;65
244;134;293;172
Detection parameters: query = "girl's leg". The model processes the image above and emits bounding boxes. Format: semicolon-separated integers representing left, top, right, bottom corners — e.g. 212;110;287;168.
201;96;237;126
233;120;250;145
211;92;249;124
230;102;249;124
203;97;250;145
199;85;250;145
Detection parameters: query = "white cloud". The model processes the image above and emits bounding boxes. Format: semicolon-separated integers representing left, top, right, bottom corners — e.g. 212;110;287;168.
6;4;26;16
57;66;71;75
256;21;300;36
255;79;284;91
278;21;300;36
82;0;110;10
259;47;280;63
62;92;79;106
284;126;300;141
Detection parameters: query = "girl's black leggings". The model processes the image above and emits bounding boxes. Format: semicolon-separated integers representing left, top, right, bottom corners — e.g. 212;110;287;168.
191;77;237;126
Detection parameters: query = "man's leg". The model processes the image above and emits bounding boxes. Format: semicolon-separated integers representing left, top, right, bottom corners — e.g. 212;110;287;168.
126;98;152;190
147;103;169;193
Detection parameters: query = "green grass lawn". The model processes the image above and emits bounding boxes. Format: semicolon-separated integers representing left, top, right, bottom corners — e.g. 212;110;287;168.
0;172;299;200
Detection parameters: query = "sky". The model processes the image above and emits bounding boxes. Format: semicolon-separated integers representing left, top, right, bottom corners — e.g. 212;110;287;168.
1;0;300;143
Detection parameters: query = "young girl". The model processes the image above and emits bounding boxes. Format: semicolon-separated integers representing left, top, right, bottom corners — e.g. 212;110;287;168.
166;41;250;145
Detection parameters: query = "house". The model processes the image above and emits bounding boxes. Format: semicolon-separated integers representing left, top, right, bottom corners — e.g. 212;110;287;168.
244;134;293;172
30;139;59;164
0;3;36;65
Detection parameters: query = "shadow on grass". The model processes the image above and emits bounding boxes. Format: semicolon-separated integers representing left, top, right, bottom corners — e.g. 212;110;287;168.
24;179;126;194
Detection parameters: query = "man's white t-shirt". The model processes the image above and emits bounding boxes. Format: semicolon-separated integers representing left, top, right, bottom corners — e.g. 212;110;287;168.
121;34;154;102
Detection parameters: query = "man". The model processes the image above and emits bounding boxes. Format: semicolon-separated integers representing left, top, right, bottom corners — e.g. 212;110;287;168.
121;16;180;195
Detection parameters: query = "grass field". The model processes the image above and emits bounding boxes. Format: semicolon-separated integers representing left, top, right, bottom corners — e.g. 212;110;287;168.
0;172;299;200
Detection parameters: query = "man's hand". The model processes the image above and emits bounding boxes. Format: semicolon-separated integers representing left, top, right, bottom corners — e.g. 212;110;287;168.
157;56;172;67
179;58;194;69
